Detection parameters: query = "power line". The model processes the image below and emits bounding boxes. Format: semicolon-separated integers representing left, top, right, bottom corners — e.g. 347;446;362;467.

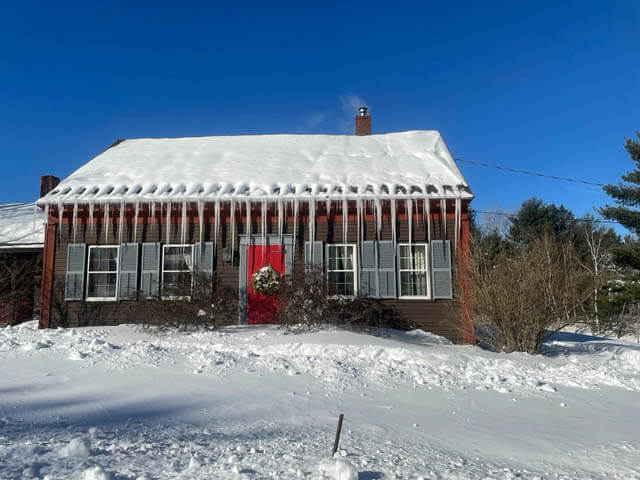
455;158;606;187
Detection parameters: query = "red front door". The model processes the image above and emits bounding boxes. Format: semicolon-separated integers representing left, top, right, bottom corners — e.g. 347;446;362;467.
246;244;285;324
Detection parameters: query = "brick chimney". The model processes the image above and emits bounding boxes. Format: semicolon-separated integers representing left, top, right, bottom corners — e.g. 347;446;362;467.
40;175;60;197
355;106;371;136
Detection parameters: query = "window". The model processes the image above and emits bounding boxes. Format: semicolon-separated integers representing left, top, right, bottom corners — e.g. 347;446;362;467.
398;244;429;298
86;246;119;300
327;244;357;295
162;244;194;296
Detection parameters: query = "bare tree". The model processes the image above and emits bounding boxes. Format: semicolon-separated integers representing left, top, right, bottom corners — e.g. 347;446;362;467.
575;217;619;333
0;252;41;325
471;232;598;354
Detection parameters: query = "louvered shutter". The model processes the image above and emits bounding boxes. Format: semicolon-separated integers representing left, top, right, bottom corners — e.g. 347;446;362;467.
194;242;215;297
65;244;86;300
431;240;452;299
194;242;215;273
304;241;323;282
377;240;396;298
118;243;139;299
359;240;377;296
141;242;161;298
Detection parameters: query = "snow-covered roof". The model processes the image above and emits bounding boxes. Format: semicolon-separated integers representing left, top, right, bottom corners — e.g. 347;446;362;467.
0;203;45;249
37;130;472;206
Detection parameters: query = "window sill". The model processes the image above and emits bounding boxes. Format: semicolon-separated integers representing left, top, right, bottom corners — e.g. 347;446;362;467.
85;297;118;302
161;295;192;301
397;296;432;300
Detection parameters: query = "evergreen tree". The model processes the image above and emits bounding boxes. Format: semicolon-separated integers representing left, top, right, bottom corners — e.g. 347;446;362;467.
601;132;640;269
508;197;576;245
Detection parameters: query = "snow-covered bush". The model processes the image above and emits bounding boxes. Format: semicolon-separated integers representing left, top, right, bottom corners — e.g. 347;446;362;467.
139;272;237;329
50;272;237;329
276;267;399;332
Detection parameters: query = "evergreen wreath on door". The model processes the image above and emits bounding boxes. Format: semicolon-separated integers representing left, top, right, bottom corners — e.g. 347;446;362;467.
251;263;280;296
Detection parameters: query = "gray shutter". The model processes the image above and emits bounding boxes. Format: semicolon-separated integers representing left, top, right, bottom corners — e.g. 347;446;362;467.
377;240;396;298
141;242;161;298
65;244;86;300
194;242;215;297
304;241;323;268
304;241;323;282
431;240;452;299
118;243;139;299
359;240;377;297
194;242;215;273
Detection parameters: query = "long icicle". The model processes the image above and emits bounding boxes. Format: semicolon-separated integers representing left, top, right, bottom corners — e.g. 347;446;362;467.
308;198;316;244
197;201;204;243
440;199;447;238
406;199;412;245
342;197;348;242
390;199;397;245
325;198;331;239
57;201;63;241
426;197;432;244
214;200;221;245
72;202;78;243
43;204;49;230
356;198;362;246
374;198;382;240
454;197;461;251
181;201;188;246
166;201;172;244
261;200;267;250
104;203;110;243
230;199;236;253
133;201;140;242
245;200;252;240
293;199;299;258
118;202;125;243
277;199;284;246
88;202;94;234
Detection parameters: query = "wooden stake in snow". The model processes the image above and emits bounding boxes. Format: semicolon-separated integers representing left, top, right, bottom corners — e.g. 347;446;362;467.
332;413;344;457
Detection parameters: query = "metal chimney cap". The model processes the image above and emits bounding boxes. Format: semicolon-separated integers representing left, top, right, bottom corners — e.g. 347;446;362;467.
358;106;368;116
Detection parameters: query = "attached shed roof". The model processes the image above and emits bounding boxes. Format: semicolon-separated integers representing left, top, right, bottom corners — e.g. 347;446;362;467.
37;130;472;205
0;203;45;249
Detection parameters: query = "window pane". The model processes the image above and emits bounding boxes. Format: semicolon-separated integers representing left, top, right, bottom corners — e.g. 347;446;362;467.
89;247;118;272
162;272;192;293
342;246;354;270
87;273;117;298
399;246;426;270
400;271;427;296
164;246;193;270
329;272;354;296
328;245;354;271
328;246;339;270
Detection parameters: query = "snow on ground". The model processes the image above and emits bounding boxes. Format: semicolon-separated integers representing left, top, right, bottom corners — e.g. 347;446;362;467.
1;323;639;479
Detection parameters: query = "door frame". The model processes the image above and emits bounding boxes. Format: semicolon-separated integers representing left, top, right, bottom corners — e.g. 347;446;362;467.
238;235;294;325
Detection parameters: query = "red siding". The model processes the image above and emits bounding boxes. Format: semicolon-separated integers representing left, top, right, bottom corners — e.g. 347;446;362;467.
44;199;473;343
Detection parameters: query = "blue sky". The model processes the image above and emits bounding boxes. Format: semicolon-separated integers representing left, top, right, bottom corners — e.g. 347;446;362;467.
1;1;639;228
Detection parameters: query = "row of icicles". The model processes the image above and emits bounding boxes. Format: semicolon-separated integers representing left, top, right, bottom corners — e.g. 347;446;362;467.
46;197;463;252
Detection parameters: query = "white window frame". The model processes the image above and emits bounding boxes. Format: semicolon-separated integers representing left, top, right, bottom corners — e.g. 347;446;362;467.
326;243;358;297
85;245;119;301
397;243;430;299
161;244;194;300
